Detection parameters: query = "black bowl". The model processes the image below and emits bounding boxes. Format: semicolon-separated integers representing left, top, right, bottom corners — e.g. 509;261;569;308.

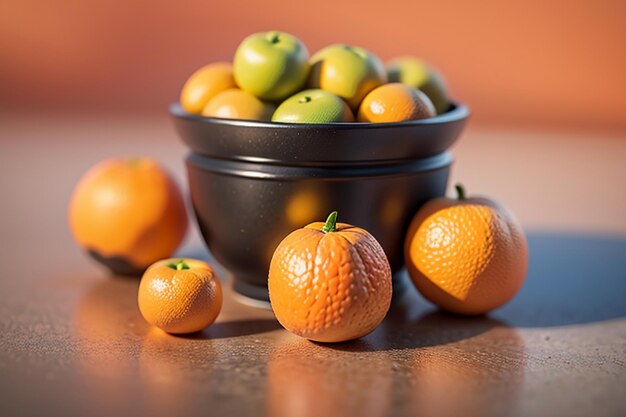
171;102;469;301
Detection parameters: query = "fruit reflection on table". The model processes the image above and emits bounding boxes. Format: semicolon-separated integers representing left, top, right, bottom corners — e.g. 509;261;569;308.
72;264;526;417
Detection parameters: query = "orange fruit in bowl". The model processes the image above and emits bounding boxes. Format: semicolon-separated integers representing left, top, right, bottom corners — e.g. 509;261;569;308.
386;56;449;114
269;211;392;343
202;88;276;121
405;184;528;315
138;258;222;334
68;157;188;275
357;83;436;123
180;62;237;114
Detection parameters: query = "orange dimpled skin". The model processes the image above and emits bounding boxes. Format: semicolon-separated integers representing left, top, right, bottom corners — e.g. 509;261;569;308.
357;83;436;123
180;62;237;114
269;212;392;343
68;157;188;274
405;185;528;315
138;258;222;334
202;88;275;121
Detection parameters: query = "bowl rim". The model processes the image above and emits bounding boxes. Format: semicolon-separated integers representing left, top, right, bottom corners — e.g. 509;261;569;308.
186;151;454;179
170;100;469;129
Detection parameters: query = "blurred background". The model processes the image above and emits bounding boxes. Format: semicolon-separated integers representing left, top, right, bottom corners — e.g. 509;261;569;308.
2;0;625;132
1;0;625;240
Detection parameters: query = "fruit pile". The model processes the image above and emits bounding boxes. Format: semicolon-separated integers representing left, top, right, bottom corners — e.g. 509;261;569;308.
180;31;448;124
68;31;529;344
70;159;527;342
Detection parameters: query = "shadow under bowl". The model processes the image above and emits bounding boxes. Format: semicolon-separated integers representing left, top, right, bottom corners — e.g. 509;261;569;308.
171;102;469;301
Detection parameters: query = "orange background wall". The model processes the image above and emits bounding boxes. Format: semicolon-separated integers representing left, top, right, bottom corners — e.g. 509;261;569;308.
2;0;625;131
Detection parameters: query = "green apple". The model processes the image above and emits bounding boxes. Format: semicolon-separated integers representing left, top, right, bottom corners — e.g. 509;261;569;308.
233;31;310;102
387;57;449;114
308;44;387;110
272;89;354;123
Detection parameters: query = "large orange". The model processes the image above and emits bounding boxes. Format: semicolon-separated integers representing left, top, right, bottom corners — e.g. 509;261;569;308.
179;62;237;114
404;185;528;315
138;258;222;334
269;212;392;343
68;157;188;275
357;83;436;123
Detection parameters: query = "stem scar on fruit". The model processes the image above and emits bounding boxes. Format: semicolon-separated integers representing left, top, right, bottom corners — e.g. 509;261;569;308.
269;32;280;43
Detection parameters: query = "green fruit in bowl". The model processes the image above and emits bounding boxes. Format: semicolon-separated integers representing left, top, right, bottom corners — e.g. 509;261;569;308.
308;44;387;110
233;31;310;102
387;57;449;114
272;89;354;123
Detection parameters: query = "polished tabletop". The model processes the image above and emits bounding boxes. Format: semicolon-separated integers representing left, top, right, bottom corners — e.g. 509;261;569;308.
1;114;625;417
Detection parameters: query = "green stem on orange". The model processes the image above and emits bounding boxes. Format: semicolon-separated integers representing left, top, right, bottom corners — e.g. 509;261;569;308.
455;183;467;200
322;211;338;233
167;259;190;271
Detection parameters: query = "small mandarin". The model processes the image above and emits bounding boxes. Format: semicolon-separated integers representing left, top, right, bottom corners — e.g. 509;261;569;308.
405;184;528;315
138;258;222;334
202;88;275;121
269;212;392;343
180;62;237;114
358;83;436;123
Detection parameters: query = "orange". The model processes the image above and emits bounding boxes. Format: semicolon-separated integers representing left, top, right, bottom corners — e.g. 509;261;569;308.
386;56;450;114
268;211;392;343
180;62;237;114
202;88;275;121
138;258;222;334
68;157;188;275
357;83;436;123
405;184;528;315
